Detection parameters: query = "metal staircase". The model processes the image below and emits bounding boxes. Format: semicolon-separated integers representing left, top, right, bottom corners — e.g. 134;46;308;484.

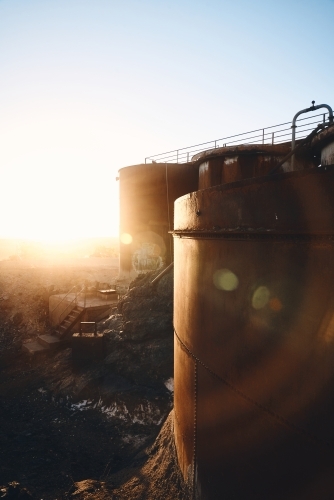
22;285;87;355
23;304;86;354
53;305;85;339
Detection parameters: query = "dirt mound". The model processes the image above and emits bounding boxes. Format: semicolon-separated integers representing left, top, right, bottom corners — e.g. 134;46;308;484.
101;269;173;387
71;411;189;500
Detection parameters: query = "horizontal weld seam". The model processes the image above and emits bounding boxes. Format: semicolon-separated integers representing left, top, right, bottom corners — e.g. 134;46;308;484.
174;327;332;453
172;231;334;241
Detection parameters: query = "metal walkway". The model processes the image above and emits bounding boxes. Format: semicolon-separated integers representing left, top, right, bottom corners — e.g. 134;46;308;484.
145;110;331;164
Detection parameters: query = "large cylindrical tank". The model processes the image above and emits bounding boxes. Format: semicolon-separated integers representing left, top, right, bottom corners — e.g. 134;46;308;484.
173;153;334;497
118;162;198;281
194;142;317;190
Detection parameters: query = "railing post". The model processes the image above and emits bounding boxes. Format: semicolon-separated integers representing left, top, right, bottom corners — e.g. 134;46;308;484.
323;113;326;124
176;150;179;163
272;132;274;144
187;152;189;162
262;129;265;144
215;140;217;148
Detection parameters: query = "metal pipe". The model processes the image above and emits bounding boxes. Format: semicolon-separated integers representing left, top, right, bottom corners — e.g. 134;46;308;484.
150;262;174;287
269;123;325;175
291;102;333;169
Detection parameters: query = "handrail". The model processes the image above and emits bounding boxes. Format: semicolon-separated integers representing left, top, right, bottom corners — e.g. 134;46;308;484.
51;284;87;327
50;285;80;315
145;110;331;164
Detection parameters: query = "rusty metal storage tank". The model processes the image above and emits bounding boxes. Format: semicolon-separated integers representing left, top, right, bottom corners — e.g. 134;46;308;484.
118;162;198;281
173;127;334;499
194;142;316;190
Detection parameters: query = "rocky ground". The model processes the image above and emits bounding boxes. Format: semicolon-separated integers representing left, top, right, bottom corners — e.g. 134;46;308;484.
0;259;188;499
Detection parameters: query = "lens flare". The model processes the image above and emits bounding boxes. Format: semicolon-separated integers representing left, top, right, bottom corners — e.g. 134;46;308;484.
269;297;282;312
120;233;133;244
213;269;239;291
252;286;270;309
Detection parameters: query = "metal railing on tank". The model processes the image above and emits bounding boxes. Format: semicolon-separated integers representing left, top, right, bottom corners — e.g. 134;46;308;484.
145;111;331;164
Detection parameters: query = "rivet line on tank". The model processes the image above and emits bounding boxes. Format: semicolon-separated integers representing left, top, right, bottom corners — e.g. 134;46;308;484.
173;327;333;452
171;230;334;241
192;359;198;499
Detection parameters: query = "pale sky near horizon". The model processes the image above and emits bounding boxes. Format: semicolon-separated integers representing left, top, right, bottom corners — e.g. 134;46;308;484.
0;0;333;240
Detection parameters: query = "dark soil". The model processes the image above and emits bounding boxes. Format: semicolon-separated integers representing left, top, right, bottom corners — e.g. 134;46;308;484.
70;411;190;500
0;261;187;499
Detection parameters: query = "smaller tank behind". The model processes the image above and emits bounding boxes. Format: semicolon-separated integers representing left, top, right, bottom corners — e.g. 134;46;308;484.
118;162;199;282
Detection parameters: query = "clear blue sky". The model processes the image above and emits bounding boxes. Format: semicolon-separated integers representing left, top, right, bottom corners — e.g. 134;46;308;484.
0;0;333;239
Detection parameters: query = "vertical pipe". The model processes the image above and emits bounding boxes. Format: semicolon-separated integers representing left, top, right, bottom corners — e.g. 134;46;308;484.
272;132;275;145
291;103;333;170
262;129;265;144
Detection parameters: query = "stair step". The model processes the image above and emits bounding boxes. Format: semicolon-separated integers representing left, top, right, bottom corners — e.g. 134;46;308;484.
23;341;49;355
38;334;65;349
68;311;80;318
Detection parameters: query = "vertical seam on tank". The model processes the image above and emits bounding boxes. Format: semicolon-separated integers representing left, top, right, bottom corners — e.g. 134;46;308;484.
193;359;198;499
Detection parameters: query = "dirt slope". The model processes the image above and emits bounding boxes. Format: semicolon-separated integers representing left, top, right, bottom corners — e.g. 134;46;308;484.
0;261;187;499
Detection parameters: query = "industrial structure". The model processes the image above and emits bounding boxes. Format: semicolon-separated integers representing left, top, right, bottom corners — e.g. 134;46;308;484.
117;162;198;281
120;102;334;498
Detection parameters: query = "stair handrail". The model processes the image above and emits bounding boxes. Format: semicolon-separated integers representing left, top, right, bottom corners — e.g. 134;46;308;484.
57;286;87;326
50;285;86;324
50;285;78;315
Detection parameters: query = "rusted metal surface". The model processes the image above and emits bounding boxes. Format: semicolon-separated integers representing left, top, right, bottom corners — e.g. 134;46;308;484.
195;143;317;189
312;124;334;167
173;166;334;499
175;166;334;234
118;162;198;280
174;338;195;484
